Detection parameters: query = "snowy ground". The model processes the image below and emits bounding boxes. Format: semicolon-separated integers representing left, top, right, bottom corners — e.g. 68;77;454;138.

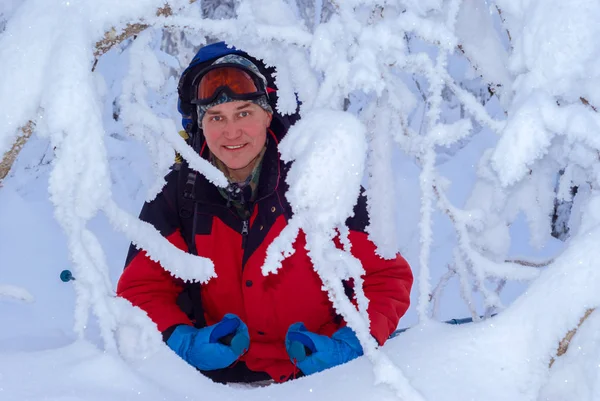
1;288;599;401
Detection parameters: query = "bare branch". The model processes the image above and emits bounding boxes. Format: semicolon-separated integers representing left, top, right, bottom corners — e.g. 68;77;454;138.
0;121;35;186
580;97;598;112
549;308;595;367
94;23;150;58
94;1;197;59
504;259;553;268
496;6;512;46
495;6;511;43
484;278;507;317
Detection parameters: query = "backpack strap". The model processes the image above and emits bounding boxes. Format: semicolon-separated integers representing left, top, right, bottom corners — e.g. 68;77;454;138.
175;159;207;329
178;129;205;255
180;165;199;255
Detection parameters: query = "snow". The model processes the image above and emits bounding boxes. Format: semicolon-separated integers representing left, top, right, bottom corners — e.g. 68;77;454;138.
260;110;367;279
363;97;402;259
539;311;600;401
1;0;599;400
455;0;511;106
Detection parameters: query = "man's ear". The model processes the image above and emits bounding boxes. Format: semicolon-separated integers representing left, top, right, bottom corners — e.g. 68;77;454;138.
266;112;273;126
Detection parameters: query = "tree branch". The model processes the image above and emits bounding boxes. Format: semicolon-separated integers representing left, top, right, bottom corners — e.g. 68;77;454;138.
1;2;197;189
504;259;553;268
549;308;595;367
0;121;34;186
94;2;197;59
429;264;456;317
580;97;598;112
495;6;511;43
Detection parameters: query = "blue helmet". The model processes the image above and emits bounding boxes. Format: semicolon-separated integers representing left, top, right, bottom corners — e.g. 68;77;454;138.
177;41;278;134
177;41;300;148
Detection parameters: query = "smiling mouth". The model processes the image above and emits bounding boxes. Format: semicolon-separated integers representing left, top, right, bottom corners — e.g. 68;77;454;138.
224;144;247;150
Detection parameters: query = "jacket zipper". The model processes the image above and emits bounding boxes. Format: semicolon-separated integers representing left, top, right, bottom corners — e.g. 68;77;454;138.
241;219;249;249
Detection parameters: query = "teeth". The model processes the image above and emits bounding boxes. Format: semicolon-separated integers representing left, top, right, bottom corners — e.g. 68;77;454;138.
225;144;245;149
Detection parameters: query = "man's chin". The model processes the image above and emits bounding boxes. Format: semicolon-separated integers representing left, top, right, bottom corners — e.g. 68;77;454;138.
224;160;252;171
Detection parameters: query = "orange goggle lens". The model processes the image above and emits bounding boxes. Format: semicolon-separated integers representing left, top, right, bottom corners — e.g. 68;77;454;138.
197;67;260;101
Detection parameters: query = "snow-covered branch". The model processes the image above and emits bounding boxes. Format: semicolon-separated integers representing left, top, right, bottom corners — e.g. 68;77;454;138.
94;3;195;59
0;1;201;187
264;109;423;398
434;183;540;281
430;264;456;317
0;284;33;303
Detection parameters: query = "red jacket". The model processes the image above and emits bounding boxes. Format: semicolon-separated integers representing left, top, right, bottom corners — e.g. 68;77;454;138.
117;130;413;382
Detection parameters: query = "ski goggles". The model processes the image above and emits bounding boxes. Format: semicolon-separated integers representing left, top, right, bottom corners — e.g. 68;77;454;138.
190;64;267;106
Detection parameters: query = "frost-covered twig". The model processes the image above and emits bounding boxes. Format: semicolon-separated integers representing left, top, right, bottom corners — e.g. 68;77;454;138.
454;251;480;320
430;179;543;315
442;74;505;134
505;259;554;268
464;254;502;312
430;264;456;317
484;278;507;317
434;184;540;281
363;96;401;258
415;0;464;322
417;147;436;320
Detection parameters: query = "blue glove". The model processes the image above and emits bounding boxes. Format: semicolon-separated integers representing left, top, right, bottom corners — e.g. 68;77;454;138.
167;313;250;371
285;323;364;375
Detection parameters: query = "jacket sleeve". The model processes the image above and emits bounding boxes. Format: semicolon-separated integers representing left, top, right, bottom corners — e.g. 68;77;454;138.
117;169;192;335
346;192;414;346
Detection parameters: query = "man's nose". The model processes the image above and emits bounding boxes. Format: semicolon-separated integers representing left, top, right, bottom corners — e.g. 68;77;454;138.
222;121;243;139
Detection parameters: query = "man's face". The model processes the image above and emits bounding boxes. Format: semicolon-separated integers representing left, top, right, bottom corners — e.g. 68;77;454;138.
202;101;272;181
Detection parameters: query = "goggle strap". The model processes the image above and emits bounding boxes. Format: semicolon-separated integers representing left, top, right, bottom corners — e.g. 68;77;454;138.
191;86;266;106
192;63;266;94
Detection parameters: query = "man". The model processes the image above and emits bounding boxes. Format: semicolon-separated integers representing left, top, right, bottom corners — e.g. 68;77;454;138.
117;42;413;384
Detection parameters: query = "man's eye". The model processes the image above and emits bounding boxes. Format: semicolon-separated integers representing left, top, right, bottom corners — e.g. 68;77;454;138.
239;111;249;117
211;116;222;122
